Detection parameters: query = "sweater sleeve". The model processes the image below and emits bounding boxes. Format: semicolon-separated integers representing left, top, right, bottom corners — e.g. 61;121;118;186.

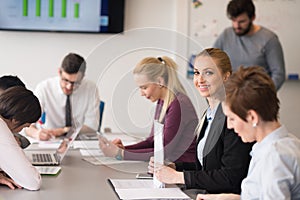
264;35;285;90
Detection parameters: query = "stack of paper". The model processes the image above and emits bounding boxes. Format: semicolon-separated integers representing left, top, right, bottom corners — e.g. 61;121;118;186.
74;135;145;166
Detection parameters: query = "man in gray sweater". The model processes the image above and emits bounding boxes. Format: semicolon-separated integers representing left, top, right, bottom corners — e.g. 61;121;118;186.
213;0;285;90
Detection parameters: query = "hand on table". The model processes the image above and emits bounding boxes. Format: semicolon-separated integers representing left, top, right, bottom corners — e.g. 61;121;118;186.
148;156;176;174
0;172;22;190
196;193;240;200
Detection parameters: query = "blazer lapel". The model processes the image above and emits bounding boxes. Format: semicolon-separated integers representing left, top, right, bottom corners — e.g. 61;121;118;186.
202;104;226;159
196;110;207;143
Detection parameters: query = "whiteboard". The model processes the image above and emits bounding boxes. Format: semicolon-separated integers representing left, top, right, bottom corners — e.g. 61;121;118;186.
188;0;300;76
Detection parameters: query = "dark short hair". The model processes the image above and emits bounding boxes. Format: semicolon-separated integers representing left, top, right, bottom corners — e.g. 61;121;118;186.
225;66;279;122
61;53;86;74
0;75;25;90
0;86;41;127
227;0;255;19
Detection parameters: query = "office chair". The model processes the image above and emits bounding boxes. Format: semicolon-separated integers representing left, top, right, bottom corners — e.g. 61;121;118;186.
97;101;105;132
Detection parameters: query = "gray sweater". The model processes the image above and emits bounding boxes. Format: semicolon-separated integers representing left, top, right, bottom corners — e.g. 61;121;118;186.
214;26;285;90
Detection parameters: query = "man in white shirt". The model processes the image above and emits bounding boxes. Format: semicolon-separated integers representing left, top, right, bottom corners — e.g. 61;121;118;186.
25;53;100;140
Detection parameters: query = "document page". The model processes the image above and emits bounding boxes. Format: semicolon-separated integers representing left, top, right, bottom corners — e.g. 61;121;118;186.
153;120;165;188
109;179;191;200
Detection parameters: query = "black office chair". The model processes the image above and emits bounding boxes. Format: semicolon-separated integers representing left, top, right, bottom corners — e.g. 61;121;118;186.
97;101;105;132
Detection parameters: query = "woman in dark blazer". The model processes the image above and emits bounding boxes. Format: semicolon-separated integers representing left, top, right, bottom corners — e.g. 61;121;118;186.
150;48;253;194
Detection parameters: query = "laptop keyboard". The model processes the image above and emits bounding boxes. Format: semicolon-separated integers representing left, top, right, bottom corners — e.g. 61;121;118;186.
32;153;53;163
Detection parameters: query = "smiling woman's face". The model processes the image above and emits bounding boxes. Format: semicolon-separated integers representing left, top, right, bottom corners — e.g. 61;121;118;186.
193;56;225;98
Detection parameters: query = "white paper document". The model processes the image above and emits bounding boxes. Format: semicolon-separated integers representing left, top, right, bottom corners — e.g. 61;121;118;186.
73;140;99;149
82;156;143;165
109;179;191;200
79;149;103;157
153;120;165;188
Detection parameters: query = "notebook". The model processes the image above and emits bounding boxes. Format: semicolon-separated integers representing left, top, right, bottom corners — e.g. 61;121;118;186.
25;126;81;166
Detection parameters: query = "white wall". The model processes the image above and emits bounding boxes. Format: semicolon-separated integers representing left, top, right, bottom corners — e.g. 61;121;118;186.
0;0;299;138
0;0;206;136
277;81;300;137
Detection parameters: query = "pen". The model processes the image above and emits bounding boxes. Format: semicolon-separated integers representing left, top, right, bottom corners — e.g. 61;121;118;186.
96;131;104;137
97;131;109;146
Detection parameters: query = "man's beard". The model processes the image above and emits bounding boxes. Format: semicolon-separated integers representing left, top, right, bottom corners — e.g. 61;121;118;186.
234;22;252;36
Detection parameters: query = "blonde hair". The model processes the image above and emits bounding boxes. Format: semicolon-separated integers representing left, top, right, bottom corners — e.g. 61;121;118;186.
133;56;186;123
196;48;232;75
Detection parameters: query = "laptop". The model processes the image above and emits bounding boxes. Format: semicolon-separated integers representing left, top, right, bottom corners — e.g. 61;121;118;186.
25;126;81;166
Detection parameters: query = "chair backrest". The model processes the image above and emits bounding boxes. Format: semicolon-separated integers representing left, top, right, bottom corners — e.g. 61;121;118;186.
97;101;105;132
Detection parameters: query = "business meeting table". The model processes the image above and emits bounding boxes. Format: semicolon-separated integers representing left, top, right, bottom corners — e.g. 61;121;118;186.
0;147;149;200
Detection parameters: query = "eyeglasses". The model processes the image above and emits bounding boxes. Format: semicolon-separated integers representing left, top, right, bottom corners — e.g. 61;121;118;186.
61;77;81;87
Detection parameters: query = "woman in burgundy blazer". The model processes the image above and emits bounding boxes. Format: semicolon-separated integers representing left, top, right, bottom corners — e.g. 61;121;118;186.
99;56;198;163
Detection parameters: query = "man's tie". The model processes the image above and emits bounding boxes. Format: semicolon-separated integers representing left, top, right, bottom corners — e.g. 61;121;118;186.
65;95;72;127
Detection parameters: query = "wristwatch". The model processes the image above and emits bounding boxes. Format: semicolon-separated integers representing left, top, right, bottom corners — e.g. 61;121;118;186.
115;148;123;160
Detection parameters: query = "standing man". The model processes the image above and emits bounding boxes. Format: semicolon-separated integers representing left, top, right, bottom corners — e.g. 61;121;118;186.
213;0;285;90
25;53;100;140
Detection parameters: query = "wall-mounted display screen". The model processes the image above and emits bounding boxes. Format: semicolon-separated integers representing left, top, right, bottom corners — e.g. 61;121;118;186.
0;0;125;33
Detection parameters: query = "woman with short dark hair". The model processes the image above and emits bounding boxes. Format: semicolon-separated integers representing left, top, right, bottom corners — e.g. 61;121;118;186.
197;66;300;199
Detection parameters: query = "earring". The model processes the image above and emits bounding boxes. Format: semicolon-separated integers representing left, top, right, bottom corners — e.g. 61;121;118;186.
252;123;257;128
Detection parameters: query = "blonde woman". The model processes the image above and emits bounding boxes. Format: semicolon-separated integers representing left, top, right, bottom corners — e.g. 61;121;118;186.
149;48;252;194
99;56;198;162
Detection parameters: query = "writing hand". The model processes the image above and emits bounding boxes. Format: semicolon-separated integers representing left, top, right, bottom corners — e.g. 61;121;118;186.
111;138;124;149
98;137;119;157
38;129;54;141
50;127;70;137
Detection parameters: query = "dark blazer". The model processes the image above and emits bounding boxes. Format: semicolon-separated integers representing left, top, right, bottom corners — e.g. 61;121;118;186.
176;104;253;194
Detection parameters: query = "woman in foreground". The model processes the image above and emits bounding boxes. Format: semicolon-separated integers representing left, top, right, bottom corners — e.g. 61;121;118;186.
197;66;300;199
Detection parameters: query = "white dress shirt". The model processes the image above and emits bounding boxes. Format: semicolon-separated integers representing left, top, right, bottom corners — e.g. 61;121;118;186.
197;103;218;165
0;119;41;190
241;125;300;200
34;76;100;130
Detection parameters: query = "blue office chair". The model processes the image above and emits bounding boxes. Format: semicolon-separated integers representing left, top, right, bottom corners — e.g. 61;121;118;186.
97;101;105;132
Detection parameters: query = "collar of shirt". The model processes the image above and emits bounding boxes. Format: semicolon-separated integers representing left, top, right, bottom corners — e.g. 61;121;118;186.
250;125;288;157
206;102;220;121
